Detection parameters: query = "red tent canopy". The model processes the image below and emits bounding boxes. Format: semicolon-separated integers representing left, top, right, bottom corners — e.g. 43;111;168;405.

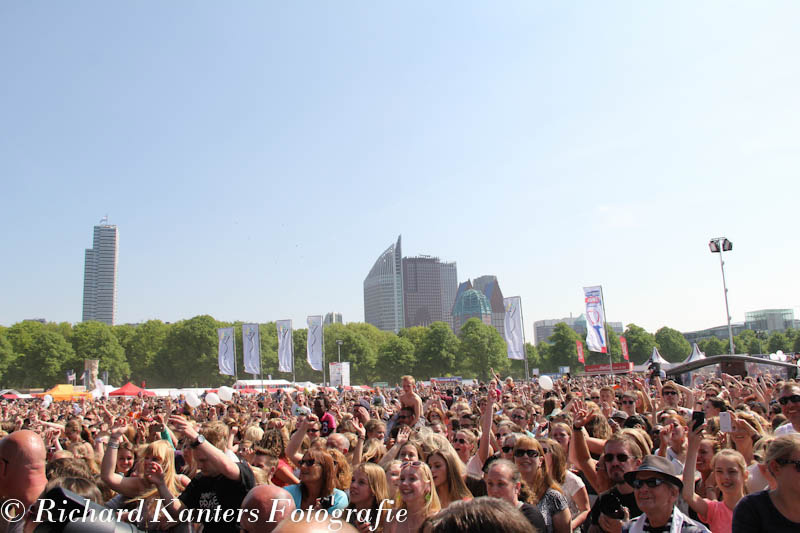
110;382;155;397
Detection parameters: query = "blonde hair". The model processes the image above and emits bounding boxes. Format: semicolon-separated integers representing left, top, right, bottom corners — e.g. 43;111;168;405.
134;440;181;502
244;425;264;443
710;449;749;494
427;449;472;501
394;462;440;518
765;434;800;467
352;463;390;509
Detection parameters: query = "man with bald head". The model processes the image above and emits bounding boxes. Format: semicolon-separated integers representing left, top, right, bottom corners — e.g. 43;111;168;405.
0;430;48;533
240;485;296;533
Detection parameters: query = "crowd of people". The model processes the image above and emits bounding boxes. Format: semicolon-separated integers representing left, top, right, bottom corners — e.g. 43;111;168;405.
1;369;799;533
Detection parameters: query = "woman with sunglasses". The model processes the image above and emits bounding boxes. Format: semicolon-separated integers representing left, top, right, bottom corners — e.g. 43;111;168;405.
427;449;472;509
386;461;441;533
285;449;348;512
540;438;590;532
513;436;570;533
732;434;800;532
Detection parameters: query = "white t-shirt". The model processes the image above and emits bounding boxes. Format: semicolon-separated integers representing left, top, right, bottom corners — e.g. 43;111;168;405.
562;470;585;528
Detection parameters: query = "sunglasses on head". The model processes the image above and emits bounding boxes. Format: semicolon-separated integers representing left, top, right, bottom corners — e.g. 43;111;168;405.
775;458;800;472
603;453;630;463
778;395;800;405
631;478;667;489
299;459;316;467
514;449;540;458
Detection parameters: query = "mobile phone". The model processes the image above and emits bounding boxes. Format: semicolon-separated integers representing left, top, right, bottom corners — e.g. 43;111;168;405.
691;411;705;432
319;495;334;508
719;411;733;433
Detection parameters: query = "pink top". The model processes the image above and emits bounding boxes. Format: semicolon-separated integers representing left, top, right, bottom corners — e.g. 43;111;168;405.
698;498;733;533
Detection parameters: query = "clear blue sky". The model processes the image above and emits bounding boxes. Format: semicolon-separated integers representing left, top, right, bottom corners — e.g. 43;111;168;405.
2;2;799;341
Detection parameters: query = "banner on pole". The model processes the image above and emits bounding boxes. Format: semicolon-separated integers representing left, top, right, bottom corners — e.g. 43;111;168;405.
620;336;629;361
576;340;585;364
583;286;607;353
276;320;293;373
242;324;261;375
217;327;235;376
306;316;323;371
503;296;525;360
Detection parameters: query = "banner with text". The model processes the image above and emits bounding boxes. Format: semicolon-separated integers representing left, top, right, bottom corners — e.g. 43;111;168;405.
306;315;323;371
576;340;585;364
217;327;235;376
583;286;607;353
242;324;261;375
503;296;525;360
620;336;629;361
276;320;293;373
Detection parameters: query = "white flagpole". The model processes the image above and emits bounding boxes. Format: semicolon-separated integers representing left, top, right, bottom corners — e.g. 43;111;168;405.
233;327;238;382
291;327;296;383
321;321;327;387
519;298;529;385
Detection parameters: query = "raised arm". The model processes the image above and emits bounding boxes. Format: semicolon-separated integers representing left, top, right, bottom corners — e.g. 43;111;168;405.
477;389;496;464
682;424;709;517
100;423;147;496
169;415;240;481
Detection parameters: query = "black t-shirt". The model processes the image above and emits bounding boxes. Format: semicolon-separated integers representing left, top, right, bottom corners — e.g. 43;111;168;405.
520;502;548;532
732;490;800;533
179;462;256;533
589;486;642;528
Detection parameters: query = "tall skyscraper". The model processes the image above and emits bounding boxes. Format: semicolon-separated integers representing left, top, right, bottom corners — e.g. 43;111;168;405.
473;275;505;336
364;235;405;332
402;255;457;328
324;312;343;325
82;219;119;325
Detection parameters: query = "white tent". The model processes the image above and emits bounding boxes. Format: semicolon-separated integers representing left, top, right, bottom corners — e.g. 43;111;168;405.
683;343;706;364
634;347;675;372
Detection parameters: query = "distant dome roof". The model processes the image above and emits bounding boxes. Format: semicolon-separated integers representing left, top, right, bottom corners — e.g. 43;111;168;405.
453;289;492;317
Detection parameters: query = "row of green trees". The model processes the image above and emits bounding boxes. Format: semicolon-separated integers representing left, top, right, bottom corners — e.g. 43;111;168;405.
0;317;797;389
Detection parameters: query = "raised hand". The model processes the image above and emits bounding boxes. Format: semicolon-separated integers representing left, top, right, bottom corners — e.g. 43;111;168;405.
144;461;166;486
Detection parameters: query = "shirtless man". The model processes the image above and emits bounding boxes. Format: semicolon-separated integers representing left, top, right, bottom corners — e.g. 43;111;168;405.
399;375;423;427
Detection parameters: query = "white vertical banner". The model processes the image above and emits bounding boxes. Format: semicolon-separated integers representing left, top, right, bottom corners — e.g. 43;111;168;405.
583;286;607;353
217;327;235;376
242;324;261;375
503;296;525;360
306;315;323;371
276;320;293;373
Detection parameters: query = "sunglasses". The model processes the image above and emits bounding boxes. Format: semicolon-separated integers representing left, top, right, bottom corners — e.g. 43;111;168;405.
631;478;667;489
603;453;630;463
622;400;636;405
778;395;800;406
541;447;550;454
591;396;600;401
514;449;540;458
663;391;678;396
502;446;514;453
299;459;317;467
402;461;423;468
511;414;526;420
775;458;800;472
453;438;470;445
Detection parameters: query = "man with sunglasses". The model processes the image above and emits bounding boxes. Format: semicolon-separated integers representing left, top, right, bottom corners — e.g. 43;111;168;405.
621;455;708;533
585;436;643;533
774;383;800;436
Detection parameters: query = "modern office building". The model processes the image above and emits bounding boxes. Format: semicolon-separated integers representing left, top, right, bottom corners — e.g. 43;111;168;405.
682;323;747;345
473;275;505;336
402;255;457;328
744;309;795;332
533;314;624;345
363;235;405;333
324;312;343;325
452;288;493;332
82;220;119;325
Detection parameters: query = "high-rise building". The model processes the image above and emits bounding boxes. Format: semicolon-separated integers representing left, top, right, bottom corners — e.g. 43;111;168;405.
473;275;505;336
745;309;795;332
324;312;343;325
364;236;405;333
402;256;457;328
452;288;493;332
82;220;119;325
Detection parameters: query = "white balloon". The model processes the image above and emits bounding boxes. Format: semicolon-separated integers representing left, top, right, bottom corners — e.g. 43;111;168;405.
91;389;102;399
538;375;554;391
205;392;221;406
218;386;234;402
169;389;181;399
43;394;53;403
42;399;52;408
185;391;201;408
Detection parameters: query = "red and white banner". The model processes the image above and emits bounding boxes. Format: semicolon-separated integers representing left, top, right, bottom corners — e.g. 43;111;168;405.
576;340;585;364
620;336;629;361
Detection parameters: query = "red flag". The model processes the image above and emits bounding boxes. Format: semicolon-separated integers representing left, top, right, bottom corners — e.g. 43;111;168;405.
576;340;585;364
620;336;629;361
